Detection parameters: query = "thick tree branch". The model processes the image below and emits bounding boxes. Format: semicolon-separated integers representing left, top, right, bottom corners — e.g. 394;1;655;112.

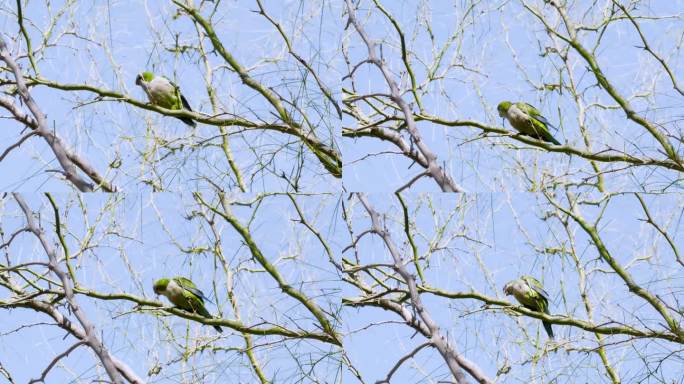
545;192;683;338
14;194;127;383
194;192;342;346
172;0;341;178
0;38;113;191
356;193;491;383
344;0;463;192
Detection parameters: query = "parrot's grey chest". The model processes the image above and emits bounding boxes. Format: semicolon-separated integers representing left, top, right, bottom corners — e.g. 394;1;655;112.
511;281;529;302
164;280;184;299
506;105;530;125
151;78;173;94
142;77;175;104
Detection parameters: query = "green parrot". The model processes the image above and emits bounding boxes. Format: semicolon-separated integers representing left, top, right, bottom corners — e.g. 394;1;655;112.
135;71;196;127
153;277;222;333
503;275;554;339
497;101;560;145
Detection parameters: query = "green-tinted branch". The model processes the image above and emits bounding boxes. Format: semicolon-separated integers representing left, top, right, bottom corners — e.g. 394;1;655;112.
65;288;338;344
547;193;682;338
173;0;341;177
395;192;424;283
17;76;341;177
527;2;681;166
371;0;423;112
344;113;684;172
255;0;342;120
347;284;683;344
45;193;76;285
194;192;342;346
15;0;38;75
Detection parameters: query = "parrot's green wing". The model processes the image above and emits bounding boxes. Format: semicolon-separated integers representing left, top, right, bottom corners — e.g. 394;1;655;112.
518;103;542;116
167;79;196;127
174;276;197;289
514;103;561;144
522;276;550;300
517;103;557;130
173;277;209;303
522;276;554;338
172;277;222;333
163;79;191;111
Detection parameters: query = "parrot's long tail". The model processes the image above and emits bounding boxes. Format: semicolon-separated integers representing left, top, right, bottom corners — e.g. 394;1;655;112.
196;305;223;333
546;135;561;145
542;320;554;339
176;116;197;127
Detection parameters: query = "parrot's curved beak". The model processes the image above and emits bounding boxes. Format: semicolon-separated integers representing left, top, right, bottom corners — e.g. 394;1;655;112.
135;74;142;86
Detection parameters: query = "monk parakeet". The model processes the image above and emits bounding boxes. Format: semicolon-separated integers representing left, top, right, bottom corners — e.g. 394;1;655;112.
497;101;560;145
503;276;554;339
153;277;222;332
135;71;196;127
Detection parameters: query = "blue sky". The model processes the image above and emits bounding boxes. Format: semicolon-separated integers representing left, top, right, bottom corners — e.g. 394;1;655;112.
0;0;342;192
342;0;684;192
341;192;684;382
1;193;682;382
1;192;345;383
1;1;683;383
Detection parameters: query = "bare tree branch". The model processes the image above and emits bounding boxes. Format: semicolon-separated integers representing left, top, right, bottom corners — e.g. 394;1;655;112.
13;193;132;383
344;0;464;192
0;38;114;192
356;193;491;383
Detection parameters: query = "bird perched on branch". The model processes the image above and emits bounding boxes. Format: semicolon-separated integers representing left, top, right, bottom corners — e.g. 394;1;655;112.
153;277;222;333
497;101;560;145
503;275;554;339
136;71;196;127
